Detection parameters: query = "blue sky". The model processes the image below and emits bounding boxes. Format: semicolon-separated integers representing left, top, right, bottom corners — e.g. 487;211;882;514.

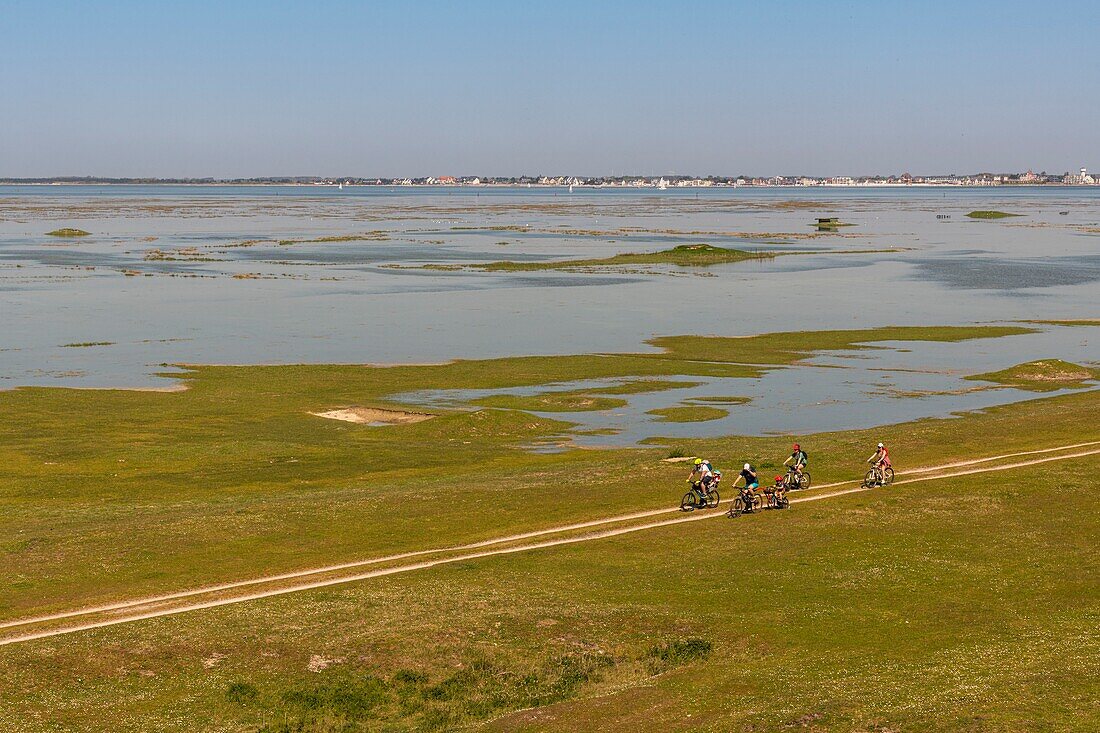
2;0;1097;177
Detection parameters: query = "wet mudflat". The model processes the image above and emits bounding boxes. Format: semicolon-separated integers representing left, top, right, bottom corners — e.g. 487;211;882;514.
1;185;1097;437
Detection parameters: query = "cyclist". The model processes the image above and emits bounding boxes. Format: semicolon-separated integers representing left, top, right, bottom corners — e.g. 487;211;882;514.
867;442;891;485
687;458;715;502
765;474;788;505
783;443;808;485
733;463;759;491
731;463;760;511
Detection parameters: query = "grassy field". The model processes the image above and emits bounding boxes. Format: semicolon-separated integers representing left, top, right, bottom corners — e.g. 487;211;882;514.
0;392;1097;731
1;324;1096;731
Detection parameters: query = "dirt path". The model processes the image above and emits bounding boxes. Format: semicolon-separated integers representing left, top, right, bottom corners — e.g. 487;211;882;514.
3;441;1098;647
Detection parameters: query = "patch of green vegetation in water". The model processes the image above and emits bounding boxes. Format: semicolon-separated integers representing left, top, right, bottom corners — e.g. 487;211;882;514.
45;228;91;237
966;210;1021;219
646;325;1033;367
467;244;774;271
586;379;702;395
685;395;751;405
474;392;627;412
966;359;1099;392
1021;319;1100;327
570;427;621;436
278;231;390;245
60;341;115;348
647;405;729;422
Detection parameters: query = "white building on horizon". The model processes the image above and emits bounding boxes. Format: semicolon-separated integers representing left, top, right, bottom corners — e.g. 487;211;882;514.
1064;167;1095;185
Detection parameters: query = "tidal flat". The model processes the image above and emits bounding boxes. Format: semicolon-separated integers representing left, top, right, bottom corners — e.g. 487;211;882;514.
1;185;1098;436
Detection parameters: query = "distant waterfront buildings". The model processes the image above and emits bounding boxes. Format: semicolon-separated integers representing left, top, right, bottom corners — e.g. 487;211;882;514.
3;169;1097;187
1063;167;1095;185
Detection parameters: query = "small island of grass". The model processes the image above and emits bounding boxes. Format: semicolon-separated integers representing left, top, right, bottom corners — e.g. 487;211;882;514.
1020;319;1100;328
587;379;702;395
685;395;751;405
966;211;1021;220
966;359;1099;392
471;244;774;272
474;392;627;412
46;228;91;237
647;405;729;422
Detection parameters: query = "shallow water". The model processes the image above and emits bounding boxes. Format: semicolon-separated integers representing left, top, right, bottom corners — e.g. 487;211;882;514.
1;185;1097;437
396;327;1098;447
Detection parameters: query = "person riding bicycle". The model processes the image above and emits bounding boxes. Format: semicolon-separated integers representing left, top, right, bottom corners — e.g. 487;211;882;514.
733;463;759;494
765;474;787;501
867;442;891;484
783;443;808;484
687;458;717;498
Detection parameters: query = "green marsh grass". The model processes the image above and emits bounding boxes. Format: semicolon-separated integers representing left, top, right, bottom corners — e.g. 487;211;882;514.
966;210;1021;219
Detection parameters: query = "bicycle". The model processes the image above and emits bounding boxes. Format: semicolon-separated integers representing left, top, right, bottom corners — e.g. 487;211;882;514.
727;487;762;516
862;463;895;488
784;469;811;490
765;486;790;509
681;477;721;511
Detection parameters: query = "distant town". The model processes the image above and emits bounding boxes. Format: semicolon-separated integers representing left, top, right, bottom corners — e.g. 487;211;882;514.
2;168;1096;187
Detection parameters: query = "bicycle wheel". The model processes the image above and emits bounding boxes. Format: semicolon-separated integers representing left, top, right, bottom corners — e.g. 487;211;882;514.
705;489;720;508
752;494;762;511
766;492;776;509
732;497;745;514
681;491;697;512
863;468;878;488
779;494;790;509
883;467;894;485
799;472;811;490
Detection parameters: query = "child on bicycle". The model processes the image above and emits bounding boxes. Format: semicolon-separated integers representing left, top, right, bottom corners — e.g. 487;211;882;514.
765;474;788;504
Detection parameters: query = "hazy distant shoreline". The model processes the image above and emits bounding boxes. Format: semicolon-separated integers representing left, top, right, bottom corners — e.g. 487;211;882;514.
1;180;1096;189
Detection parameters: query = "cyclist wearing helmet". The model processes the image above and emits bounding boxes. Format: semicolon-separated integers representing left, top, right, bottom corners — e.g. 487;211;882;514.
784;443;808;479
734;463;759;490
687;457;715;489
867;442;891;482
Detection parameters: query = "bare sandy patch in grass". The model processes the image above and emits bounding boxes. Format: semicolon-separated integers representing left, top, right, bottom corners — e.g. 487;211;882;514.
310;407;435;425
